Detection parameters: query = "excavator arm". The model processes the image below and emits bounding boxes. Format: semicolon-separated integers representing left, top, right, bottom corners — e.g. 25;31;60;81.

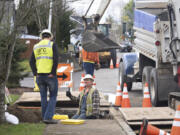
81;0;121;52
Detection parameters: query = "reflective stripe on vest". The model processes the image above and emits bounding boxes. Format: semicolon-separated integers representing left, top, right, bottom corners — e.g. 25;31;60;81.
34;40;53;73
77;88;96;116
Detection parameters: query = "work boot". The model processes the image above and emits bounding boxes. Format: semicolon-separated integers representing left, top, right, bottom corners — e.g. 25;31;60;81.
43;119;59;124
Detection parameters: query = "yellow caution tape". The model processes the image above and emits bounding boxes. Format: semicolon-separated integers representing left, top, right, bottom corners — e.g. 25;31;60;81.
61;119;85;125
53;115;69;120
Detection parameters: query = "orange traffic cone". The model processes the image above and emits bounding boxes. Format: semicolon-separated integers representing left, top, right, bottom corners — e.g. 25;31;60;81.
171;105;180;135
116;58;119;68
110;59;114;69
115;81;122;106
142;83;152;107
121;83;131;108
139;118;170;135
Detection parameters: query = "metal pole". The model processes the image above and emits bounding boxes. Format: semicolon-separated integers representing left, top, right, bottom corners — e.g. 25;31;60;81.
48;0;53;31
84;0;95;16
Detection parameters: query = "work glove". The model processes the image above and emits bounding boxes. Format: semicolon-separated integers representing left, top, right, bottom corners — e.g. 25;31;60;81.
66;88;72;98
95;63;100;70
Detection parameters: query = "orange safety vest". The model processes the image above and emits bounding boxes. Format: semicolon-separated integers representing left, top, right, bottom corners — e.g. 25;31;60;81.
82;49;99;63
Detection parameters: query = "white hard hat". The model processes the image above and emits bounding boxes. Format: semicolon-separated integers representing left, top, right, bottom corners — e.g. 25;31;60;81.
83;74;94;81
40;29;53;39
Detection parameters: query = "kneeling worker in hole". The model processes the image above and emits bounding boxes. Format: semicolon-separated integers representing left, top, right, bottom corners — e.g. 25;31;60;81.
66;74;100;119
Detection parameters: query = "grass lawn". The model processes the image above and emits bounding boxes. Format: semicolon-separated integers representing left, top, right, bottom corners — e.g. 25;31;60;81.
0;123;46;135
3;94;46;135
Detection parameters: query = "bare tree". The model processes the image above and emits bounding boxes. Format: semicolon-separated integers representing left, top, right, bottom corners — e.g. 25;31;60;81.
0;0;77;124
0;0;34;124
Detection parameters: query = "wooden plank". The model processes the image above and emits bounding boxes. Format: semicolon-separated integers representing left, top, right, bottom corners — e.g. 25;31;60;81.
119;107;175;121
110;107;136;135
16;91;110;106
127;120;173;126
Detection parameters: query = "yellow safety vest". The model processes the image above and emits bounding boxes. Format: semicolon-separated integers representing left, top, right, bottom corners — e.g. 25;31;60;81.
33;39;53;74
77;88;96;116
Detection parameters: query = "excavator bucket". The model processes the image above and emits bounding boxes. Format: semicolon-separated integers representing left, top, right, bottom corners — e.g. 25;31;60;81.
81;30;122;52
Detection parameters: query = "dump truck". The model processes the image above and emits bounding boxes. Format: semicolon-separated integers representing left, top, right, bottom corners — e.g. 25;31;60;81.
119;0;180;106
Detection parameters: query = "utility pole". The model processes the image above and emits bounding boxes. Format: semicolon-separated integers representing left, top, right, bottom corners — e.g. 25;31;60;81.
48;0;53;31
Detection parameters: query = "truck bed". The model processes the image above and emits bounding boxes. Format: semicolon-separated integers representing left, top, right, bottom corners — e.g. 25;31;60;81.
133;9;170;62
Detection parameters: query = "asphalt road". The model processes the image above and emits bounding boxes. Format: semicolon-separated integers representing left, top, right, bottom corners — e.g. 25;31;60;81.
21;65;143;107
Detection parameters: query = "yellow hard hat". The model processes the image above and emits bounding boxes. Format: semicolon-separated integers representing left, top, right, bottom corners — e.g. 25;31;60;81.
40;29;53;39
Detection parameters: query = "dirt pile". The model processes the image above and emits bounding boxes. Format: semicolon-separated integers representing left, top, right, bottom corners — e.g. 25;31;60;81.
7;87;42;123
7;104;42;123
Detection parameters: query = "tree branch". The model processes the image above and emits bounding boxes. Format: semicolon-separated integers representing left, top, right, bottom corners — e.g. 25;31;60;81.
0;0;6;23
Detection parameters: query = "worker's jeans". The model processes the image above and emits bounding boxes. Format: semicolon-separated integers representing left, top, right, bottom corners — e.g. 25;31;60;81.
36;75;58;120
83;62;94;76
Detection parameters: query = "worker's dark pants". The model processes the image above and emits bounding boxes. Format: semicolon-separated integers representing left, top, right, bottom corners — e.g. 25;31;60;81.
36;75;58;120
83;62;95;76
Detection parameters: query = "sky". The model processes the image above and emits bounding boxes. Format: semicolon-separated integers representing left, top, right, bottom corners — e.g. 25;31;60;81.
69;0;130;23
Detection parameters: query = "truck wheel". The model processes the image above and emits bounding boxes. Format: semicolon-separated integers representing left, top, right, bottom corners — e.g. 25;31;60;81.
119;62;132;91
150;68;160;106
142;66;153;93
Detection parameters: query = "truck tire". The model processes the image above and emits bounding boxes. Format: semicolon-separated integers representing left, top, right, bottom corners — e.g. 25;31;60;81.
119;62;132;91
142;66;153;93
150;68;160;106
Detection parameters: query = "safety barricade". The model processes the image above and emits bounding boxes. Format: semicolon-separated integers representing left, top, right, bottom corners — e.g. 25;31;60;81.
57;63;73;90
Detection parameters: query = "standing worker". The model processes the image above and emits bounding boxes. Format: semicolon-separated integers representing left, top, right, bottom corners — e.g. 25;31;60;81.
66;74;100;119
80;48;100;76
29;29;59;124
80;15;101;76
